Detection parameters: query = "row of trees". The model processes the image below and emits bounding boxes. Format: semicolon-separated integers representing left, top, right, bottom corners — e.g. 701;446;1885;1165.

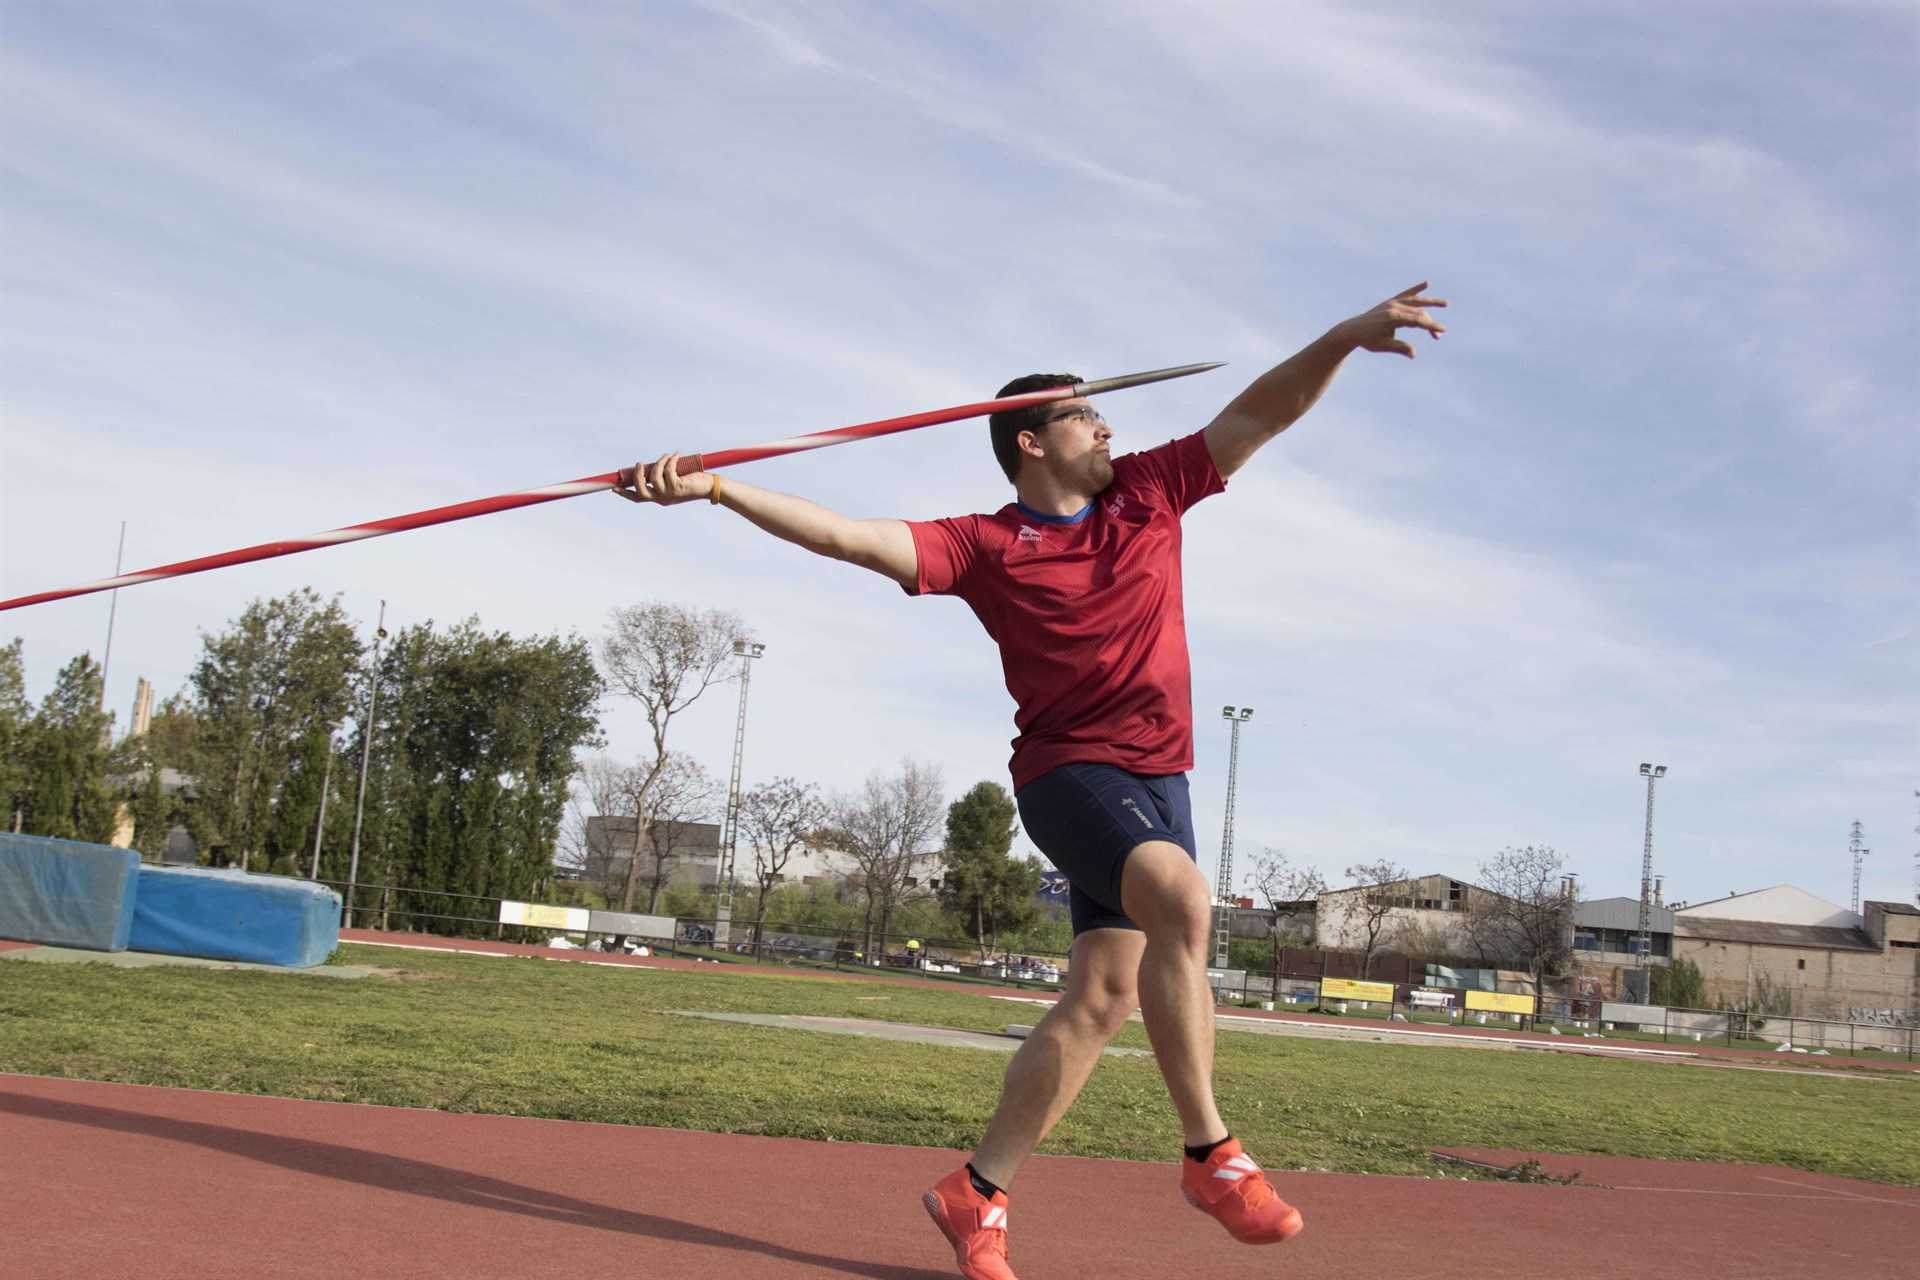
1245;845;1580;987
568;602;1051;959
559;757;1052;961
2;642;119;842
3;591;604;929
16;591;1584;981
8;591;1056;954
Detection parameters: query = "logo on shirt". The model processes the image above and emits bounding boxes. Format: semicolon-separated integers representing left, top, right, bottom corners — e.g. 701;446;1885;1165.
1017;525;1043;544
1106;494;1127;518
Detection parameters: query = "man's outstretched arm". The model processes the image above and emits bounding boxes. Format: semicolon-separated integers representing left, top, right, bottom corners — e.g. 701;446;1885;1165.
613;453;919;590
1203;282;1447;480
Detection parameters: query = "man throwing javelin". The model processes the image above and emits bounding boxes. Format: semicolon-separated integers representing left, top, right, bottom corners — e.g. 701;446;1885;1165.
617;283;1445;1279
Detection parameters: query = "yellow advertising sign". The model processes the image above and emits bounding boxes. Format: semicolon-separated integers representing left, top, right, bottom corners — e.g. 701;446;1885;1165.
498;901;589;930
1320;978;1395;1003
1465;989;1536;1015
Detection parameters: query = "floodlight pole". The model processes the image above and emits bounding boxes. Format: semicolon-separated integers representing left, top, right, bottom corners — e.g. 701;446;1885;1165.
308;741;334;879
99;521;127;716
344;601;387;929
1214;707;1254;971
713;639;764;950
1636;762;1667;995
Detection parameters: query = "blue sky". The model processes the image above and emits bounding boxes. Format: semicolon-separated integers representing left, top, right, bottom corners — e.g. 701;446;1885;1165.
3;2;1914;911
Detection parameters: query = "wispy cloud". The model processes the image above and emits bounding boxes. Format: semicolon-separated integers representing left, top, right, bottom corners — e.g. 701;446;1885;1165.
4;2;1912;912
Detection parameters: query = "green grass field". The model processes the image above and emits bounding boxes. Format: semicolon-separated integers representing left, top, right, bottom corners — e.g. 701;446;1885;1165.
3;943;1916;1186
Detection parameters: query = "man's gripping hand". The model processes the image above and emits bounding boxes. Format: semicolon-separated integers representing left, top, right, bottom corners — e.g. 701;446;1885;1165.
1332;282;1448;358
612;452;714;506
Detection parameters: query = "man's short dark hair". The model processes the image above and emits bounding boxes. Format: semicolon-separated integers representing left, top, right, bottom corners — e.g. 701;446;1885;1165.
988;373;1080;483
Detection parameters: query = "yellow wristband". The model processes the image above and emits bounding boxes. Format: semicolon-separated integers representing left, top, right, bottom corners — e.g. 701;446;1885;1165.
708;473;724;506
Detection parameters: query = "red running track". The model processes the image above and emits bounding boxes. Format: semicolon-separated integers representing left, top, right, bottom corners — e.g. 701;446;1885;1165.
2;1074;1912;1280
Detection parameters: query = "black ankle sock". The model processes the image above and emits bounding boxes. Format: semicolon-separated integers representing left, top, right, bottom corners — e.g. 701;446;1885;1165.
965;1163;1004;1199
1184;1134;1232;1162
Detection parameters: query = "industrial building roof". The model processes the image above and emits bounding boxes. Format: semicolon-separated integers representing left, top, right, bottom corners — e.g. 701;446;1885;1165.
1673;917;1879;952
1866;900;1919;916
1573;896;1674;932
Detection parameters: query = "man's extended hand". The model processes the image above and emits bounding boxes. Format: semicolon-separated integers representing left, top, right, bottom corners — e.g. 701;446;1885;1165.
1336;282;1447;358
612;451;715;506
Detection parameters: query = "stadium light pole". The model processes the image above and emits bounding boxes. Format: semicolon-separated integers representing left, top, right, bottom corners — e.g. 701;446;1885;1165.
1636;762;1667;998
308;740;334;880
1214;706;1254;971
713;639;765;950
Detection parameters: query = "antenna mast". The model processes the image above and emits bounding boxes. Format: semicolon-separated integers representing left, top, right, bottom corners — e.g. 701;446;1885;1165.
1849;820;1869;915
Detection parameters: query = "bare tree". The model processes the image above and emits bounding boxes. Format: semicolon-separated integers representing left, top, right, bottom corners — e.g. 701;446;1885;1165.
1474;845;1574;989
739;776;830;956
599;602;743;912
1341;858;1411;978
1393;917;1464;965
634;754;721;913
561;754;631;898
1458;884;1522;969
1248;848;1327;977
830;760;945;958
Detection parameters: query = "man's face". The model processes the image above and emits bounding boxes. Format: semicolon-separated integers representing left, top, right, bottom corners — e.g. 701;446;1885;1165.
1026;398;1114;492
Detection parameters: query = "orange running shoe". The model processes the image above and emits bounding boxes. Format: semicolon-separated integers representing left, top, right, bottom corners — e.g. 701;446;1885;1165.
1180;1138;1305;1245
922;1166;1018;1280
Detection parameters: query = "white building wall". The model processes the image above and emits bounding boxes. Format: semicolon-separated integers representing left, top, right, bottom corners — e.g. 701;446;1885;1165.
1676;886;1860;929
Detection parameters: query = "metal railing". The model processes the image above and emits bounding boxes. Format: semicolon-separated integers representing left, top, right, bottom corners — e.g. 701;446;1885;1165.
1200;969;1917;1061
322;880;1077;992
319;879;1917;1061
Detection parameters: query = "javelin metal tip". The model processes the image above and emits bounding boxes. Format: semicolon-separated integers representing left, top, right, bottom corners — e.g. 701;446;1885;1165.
1072;361;1227;397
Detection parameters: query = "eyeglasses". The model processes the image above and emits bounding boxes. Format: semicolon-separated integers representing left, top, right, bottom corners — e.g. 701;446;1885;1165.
1042;407;1107;428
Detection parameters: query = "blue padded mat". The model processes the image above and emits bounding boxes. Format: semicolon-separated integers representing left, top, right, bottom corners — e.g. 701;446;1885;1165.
0;833;140;951
129;866;341;967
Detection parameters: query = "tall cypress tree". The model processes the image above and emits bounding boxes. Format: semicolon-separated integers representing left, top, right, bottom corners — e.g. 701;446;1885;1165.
0;639;29;831
20;653;115;841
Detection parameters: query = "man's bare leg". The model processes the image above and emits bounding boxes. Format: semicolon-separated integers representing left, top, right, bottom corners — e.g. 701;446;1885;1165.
967;928;1145;1189
1120;840;1228;1147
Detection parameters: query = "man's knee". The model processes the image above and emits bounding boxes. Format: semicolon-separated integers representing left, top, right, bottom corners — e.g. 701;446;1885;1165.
1059;930;1143;1036
1072;972;1138;1037
1120;842;1212;953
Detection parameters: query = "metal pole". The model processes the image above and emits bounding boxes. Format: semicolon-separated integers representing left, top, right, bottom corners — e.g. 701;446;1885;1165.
1636;763;1666;998
344;601;387;929
1848;820;1869;916
99;521;126;715
713;640;764;949
1214;707;1252;971
308;742;334;880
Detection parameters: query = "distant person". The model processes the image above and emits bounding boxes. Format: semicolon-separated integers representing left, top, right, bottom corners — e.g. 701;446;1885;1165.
618;285;1445;1279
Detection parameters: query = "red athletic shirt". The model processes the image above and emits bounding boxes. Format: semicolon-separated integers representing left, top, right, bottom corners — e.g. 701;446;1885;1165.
905;429;1226;791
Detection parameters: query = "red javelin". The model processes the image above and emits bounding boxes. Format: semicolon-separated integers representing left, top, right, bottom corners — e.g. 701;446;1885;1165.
0;362;1222;612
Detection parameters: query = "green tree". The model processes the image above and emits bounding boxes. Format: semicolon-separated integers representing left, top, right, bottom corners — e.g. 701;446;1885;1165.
19;653;115;841
186;590;362;869
0;639;29;830
1651;956;1706;1009
759;880;863;936
115;698;201;862
936;781;1041;959
352;619;603;933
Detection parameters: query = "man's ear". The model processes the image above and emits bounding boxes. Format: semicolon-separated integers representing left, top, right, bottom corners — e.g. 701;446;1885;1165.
1017;428;1047;461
